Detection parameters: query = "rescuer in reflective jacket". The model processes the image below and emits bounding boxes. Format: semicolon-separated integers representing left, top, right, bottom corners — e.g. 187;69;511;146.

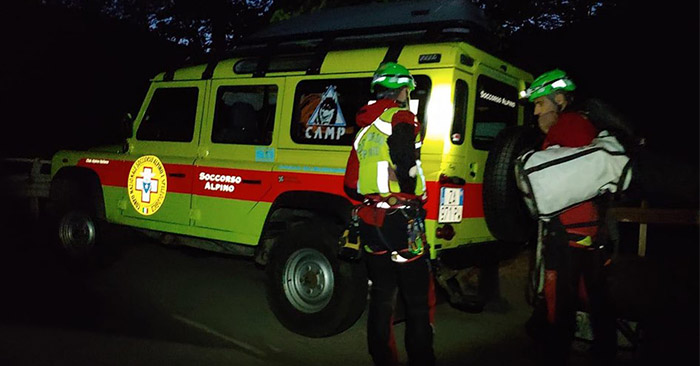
522;69;617;366
343;62;435;366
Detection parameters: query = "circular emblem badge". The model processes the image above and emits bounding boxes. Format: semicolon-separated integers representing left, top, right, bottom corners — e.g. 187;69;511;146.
127;155;168;216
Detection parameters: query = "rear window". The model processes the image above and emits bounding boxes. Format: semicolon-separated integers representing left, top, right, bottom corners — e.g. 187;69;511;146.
451;79;469;145
211;85;277;146
472;75;518;150
290;76;431;146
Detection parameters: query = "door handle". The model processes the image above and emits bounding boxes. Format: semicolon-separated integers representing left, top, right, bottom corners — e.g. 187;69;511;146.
197;147;210;158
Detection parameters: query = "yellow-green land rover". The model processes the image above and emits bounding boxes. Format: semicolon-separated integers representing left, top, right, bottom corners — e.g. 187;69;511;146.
47;1;534;337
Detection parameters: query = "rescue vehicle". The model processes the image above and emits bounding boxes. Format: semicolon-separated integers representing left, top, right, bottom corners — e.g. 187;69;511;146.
46;0;535;337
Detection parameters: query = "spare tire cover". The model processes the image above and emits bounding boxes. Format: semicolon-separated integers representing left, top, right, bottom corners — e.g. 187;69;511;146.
483;126;542;243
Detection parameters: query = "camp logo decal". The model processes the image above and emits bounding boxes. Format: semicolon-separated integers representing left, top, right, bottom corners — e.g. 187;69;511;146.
302;85;347;140
127;155;168;216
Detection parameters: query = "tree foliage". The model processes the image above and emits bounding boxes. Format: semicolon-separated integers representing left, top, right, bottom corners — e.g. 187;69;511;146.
37;0;623;54
268;0;621;35
40;0;273;56
471;0;618;33
267;0;392;23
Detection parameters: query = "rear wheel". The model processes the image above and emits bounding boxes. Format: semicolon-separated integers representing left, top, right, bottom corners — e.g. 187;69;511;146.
282;247;335;313
266;218;368;337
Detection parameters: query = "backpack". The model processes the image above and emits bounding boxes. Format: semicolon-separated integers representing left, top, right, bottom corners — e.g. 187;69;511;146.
515;130;633;221
579;98;642;154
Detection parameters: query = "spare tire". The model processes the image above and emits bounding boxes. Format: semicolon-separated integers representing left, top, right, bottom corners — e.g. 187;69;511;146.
483;126;542;243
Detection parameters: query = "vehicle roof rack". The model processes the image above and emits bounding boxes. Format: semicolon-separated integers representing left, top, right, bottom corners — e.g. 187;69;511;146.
241;0;493;45
226;1;497;77
164;1;500;79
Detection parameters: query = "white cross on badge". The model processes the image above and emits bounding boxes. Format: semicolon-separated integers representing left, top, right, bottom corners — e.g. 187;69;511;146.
135;167;158;203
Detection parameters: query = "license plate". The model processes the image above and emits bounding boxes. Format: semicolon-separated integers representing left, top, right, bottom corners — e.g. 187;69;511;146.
439;187;464;223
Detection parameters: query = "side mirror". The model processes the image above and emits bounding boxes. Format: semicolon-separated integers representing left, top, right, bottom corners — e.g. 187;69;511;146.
121;112;134;139
119;113;134;153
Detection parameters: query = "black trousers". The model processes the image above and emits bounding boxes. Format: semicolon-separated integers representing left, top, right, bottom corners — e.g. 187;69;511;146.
360;212;435;366
541;222;618;366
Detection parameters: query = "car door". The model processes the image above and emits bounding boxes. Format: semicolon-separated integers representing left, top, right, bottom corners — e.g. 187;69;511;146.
191;79;283;244
121;81;206;226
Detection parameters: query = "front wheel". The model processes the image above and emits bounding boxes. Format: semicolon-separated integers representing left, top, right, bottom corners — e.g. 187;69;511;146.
57;209;98;260
266;219;368;338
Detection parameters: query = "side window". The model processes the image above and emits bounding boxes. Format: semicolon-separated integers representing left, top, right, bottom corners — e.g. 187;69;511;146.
136;87;198;142
290;76;431;146
212;85;277;145
451;79;469;145
473;75;518;150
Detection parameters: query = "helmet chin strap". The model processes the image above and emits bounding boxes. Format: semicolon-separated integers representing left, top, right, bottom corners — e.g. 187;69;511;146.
557;100;568;113
395;88;410;109
548;93;568;113
396;97;408;108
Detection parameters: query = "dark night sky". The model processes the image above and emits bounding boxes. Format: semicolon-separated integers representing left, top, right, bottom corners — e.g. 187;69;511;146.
506;1;699;166
0;1;697;166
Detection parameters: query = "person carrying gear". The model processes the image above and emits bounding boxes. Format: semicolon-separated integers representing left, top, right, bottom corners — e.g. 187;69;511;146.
522;69;617;366
343;62;435;366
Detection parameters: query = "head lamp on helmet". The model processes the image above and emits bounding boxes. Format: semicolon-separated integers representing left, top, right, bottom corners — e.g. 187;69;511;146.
521;69;576;102
370;62;416;92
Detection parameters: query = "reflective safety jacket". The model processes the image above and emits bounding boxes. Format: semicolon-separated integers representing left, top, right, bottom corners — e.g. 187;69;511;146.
344;99;426;201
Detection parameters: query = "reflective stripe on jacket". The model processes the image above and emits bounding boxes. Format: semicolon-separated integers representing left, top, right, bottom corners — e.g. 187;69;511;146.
354;107;426;197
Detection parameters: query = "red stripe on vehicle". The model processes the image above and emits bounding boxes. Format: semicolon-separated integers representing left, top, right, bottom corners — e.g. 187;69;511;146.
193;167;349;201
463;183;484;218
78;159;485;220
77;159;193;194
78;159;130;187
263;171;347;201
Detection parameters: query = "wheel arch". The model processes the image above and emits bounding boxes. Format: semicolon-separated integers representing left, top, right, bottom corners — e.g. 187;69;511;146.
49;166;106;219
254;190;354;266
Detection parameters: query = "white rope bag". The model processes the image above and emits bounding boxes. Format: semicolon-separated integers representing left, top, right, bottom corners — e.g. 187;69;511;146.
515;131;633;220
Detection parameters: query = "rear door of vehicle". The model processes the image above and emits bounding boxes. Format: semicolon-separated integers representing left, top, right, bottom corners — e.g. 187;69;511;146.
191;78;283;245
466;65;521;231
438;66;522;246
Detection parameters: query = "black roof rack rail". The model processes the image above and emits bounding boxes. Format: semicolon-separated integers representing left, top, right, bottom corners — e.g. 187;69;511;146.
201;59;219;80
230;19;496;57
382;44;405;64
305;36;335;75
253;42;277;77
163;68;175;81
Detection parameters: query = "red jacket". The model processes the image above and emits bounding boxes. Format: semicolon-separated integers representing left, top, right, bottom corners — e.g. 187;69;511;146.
543;112;600;245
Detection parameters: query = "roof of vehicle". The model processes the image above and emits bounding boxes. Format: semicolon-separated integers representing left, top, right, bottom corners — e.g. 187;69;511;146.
244;0;493;44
